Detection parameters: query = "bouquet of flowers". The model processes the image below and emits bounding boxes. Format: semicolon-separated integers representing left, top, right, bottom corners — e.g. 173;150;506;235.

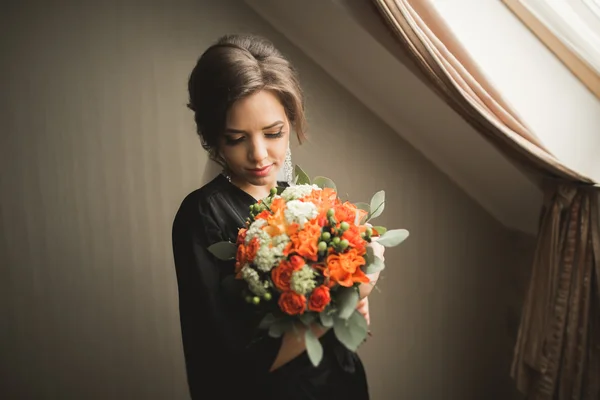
209;166;409;366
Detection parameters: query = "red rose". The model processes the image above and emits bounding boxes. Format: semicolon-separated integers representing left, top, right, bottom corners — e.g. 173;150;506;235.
308;285;331;313
289;255;305;270
278;291;306;315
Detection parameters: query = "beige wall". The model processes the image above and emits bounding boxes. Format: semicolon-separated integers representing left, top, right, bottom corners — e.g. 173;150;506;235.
0;0;535;399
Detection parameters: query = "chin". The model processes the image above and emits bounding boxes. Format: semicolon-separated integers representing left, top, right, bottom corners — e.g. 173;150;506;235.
244;170;278;187
247;175;276;187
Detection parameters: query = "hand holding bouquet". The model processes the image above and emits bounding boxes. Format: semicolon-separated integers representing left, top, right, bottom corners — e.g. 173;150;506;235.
209;166;409;366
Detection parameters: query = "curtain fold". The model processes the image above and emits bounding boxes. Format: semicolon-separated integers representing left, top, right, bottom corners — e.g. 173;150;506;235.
370;0;594;184
369;0;600;398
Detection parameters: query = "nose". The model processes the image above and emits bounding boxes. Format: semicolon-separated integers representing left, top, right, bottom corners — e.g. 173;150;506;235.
248;137;268;163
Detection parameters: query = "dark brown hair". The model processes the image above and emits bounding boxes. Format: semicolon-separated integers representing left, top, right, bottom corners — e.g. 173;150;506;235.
187;34;307;163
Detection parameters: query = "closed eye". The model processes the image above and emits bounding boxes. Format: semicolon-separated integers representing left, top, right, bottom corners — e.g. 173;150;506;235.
224;129;284;146
265;128;284;139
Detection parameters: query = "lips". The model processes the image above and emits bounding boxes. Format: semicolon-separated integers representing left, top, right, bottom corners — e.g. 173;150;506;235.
247;164;273;177
250;165;271;172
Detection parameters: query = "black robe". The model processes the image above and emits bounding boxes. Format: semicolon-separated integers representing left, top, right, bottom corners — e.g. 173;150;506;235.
172;174;369;400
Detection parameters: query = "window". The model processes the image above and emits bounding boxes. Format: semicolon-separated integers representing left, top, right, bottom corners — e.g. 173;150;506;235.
502;0;600;99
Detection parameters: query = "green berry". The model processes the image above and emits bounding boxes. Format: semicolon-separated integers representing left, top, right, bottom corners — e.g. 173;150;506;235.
332;237;341;245
327;209;335;218
340;221;350;231
252;296;261;305
263;292;272;301
270;187;278;196
321;232;331;241
340;239;349;250
318;241;328;252
245;296;253;303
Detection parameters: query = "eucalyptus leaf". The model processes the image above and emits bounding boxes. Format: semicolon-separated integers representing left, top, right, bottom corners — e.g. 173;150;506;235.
268;319;293;338
377;229;410;247
333;310;369;352
368;190;385;221
305;328;324;367
365;246;375;265
259;313;278;330
372;226;387;235
355;202;370;214
312;176;337;191
364;254;385;274
207;241;237;260
337;287;359;320
320;312;334;328
299;312;316;326
294;165;311;185
355;202;371;225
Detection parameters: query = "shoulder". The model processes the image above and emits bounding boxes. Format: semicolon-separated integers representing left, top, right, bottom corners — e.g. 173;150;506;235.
173;175;229;230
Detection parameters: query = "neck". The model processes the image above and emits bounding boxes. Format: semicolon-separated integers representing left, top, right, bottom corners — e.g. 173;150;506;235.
229;176;276;201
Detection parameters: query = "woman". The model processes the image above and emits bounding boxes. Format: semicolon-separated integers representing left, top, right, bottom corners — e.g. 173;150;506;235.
172;34;378;400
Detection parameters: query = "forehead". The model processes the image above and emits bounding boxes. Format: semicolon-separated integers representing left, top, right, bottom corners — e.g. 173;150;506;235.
226;90;287;128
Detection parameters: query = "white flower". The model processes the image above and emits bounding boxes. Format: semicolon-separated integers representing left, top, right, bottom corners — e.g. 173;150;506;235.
241;265;269;296
272;234;290;247
284;200;319;228
290;265;317;295
245;219;269;245
281;184;321;202
254;240;287;272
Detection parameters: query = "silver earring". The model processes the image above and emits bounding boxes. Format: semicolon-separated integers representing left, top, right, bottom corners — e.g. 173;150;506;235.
221;165;232;183
283;146;293;185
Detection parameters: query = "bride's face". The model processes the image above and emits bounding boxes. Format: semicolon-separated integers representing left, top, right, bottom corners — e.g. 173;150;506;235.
219;90;290;192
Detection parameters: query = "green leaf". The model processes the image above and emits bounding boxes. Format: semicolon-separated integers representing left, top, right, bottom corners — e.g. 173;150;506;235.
333;310;369;352
312;176;337;191
368;190;385;221
299;312;316;326
294;165;311;185
354;202;371;225
377;229;410;247
355;202;370;214
305;328;324;367
336;286;359;320
365;246;375;265
319;311;334;328
372;226;387;235
259;313;278;330
364;254;385;274
268;319;293;338
207;241;237;260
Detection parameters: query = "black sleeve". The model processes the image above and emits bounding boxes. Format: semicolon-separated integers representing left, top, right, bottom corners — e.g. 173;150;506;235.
171;196;282;398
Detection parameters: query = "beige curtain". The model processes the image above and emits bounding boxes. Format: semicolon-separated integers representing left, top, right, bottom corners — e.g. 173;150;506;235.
369;0;600;398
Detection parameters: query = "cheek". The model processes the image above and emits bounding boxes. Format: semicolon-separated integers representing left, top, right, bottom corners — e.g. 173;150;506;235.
272;138;289;162
219;146;245;169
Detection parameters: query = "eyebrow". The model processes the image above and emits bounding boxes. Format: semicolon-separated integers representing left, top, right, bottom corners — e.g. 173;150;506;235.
224;120;284;134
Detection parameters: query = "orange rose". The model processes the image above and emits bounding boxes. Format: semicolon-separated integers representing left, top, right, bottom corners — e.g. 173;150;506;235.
264;201;288;238
334;201;360;224
235;245;247;277
301;188;338;211
308;285;331;312
236;228;247;245
270;197;286;213
289;255;305;270
246;237;260;263
325;249;369;287
278;291;306;315
255;210;271;220
342;225;367;254
286;220;321;261
271;259;303;291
